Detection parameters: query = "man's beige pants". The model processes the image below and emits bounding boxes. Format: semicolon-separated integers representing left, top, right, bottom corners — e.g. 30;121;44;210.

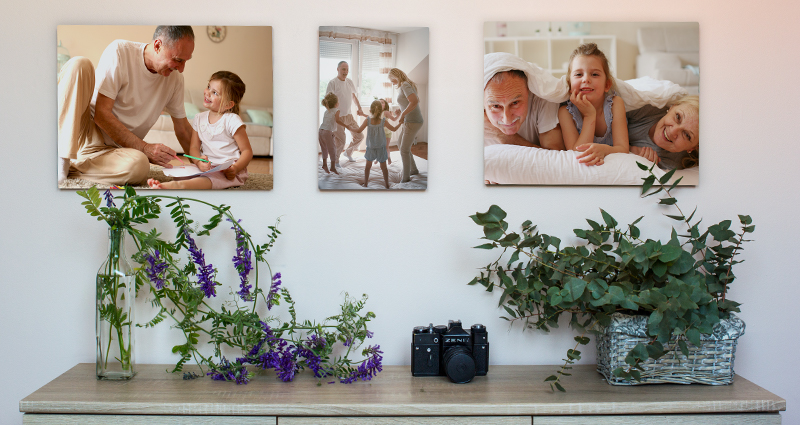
333;114;365;161
58;57;149;185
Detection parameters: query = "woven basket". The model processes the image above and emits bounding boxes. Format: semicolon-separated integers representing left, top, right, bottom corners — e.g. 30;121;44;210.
596;312;745;385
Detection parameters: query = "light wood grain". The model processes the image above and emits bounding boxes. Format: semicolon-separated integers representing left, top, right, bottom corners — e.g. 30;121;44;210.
19;364;785;417
282;417;530;425
535;413;781;424
22;414;275;425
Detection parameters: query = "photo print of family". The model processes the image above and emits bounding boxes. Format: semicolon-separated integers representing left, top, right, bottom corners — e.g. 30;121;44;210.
318;26;429;190
57;25;274;190
483;22;699;186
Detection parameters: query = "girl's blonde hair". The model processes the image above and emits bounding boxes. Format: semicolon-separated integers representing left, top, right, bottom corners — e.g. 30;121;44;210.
566;43;616;93
388;68;417;92
670;95;700;168
209;71;246;116
369;100;383;120
322;92;338;109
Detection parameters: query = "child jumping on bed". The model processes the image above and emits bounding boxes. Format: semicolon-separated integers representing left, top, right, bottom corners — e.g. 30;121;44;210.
351;100;400;189
558;43;629;167
148;71;252;189
319;92;354;174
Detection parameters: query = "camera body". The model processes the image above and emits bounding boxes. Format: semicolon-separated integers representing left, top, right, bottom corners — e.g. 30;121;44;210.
411;320;489;383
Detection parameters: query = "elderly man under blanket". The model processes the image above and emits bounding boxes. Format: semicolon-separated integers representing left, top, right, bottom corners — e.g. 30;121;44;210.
57;26;195;186
484;70;564;150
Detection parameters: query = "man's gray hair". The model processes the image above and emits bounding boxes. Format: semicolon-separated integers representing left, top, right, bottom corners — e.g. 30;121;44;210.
153;26;195;47
337;61;349;68
487;69;528;87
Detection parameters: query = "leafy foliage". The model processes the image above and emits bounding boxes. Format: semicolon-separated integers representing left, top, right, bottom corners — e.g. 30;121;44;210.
78;186;379;384
468;164;754;390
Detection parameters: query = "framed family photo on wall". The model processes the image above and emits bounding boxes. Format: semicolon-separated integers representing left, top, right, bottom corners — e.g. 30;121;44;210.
318;26;429;190
483;22;699;186
57;25;274;190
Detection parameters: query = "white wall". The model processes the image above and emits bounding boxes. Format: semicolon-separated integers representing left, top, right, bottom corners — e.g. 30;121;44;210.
2;1;799;424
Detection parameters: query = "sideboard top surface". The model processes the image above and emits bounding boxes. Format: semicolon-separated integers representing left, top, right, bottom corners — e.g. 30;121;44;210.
20;364;785;416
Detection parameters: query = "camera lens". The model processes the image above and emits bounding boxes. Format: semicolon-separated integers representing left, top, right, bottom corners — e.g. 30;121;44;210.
442;346;476;384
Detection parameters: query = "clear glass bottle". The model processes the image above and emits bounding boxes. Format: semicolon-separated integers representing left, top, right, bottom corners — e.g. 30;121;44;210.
96;228;136;380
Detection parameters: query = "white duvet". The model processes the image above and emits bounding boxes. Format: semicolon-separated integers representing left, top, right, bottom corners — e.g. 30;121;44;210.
318;151;428;190
484;52;697;186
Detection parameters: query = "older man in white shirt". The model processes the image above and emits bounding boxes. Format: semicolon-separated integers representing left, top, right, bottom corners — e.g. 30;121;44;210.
325;61;366;166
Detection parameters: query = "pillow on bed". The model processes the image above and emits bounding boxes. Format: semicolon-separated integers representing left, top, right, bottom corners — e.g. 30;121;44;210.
247;109;273;126
184;102;201;120
484;145;666;185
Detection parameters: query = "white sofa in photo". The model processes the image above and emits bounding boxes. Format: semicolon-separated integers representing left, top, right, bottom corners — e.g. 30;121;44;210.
145;89;273;156
636;27;699;95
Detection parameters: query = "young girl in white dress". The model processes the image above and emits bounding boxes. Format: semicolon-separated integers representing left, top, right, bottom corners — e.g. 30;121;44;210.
351;100;400;189
148;71;252;189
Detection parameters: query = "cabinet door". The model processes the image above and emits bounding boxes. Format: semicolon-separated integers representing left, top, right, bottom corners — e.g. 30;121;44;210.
535;413;781;425
23;414;276;425
281;417;530;425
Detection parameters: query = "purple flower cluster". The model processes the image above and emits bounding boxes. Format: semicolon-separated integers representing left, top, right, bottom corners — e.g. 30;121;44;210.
103;189;115;208
228;219;253;301
239;323;326;382
144;249;169;289
267;273;282;310
207;357;250;384
340;345;383;384
183;229;216;298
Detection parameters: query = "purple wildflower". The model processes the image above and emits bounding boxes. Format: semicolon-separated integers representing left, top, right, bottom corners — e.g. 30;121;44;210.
183;229;216;298
144;249;169;289
103;189;115;208
207;357;250;384
307;334;326;349
228;219;253;301
343;337;353;347
340;345;383;384
297;346;324;377
366;330;374;338
267;273;282;310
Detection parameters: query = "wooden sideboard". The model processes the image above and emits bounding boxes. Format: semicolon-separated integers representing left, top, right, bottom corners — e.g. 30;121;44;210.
20;364;785;424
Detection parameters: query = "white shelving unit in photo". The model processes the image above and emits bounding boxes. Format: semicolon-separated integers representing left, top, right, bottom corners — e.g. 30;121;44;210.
484;35;617;78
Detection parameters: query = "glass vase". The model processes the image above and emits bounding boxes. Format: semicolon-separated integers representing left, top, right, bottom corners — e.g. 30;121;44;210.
96;228;136;380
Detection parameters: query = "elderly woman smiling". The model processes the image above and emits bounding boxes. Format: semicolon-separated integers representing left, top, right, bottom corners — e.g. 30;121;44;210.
627;95;699;170
388;68;423;183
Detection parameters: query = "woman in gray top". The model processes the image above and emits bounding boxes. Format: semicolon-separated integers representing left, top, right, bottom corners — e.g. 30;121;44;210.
627;95;699;170
388;68;424;182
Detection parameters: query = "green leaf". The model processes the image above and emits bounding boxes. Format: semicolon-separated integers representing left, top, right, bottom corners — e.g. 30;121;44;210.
678;340;689;357
659;168;676;184
483;226;504;241
686;328;702;347
600;209;618;228
564;277;587;301
659;197;678;205
659;245;683;262
636;161;649;171
475;205;507;224
544;375;558;382
554;382;566;392
642;175;656;194
507;250;520;266
473;243;497;249
574;336;590;345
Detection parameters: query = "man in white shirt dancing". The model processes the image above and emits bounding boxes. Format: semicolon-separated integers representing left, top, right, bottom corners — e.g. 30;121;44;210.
325;61;366;166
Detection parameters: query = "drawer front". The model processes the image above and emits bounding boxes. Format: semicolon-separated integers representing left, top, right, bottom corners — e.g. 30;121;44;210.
281;417;530;425
23;414;276;425
535;413;781;425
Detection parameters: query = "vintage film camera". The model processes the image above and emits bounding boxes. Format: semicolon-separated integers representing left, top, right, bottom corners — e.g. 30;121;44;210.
411;320;488;383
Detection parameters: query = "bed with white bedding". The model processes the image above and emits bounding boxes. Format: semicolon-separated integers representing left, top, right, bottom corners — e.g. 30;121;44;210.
484;145;697;186
483;52;699;186
318;151;427;190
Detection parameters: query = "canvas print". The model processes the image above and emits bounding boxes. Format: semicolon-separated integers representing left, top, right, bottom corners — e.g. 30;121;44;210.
57;25;274;190
318;26;429;190
483;22;699;186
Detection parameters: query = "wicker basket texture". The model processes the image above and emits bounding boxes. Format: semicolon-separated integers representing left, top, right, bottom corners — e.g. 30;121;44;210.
596;312;745;385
